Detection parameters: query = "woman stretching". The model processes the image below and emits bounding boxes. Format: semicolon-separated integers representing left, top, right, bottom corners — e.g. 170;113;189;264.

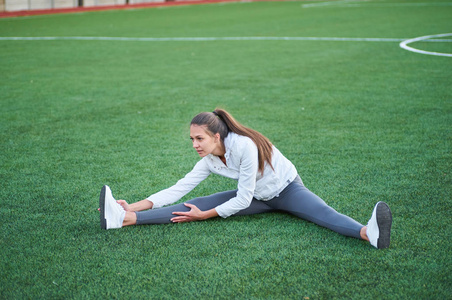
99;109;392;249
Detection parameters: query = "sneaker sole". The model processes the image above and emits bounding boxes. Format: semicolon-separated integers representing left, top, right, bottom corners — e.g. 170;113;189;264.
376;202;392;249
99;186;107;230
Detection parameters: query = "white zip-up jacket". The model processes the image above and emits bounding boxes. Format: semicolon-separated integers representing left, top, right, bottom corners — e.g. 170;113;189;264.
147;132;298;218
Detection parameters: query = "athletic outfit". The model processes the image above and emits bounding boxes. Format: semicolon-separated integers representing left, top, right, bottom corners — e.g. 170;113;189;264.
136;132;364;239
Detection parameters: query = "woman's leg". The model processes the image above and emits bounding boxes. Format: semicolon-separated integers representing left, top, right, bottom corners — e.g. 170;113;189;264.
266;176;364;239
135;190;274;225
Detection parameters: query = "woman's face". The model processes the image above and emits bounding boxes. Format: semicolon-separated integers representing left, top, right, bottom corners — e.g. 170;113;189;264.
190;125;222;157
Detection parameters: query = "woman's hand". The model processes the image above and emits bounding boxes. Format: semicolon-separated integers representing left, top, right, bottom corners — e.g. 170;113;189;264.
116;200;131;211
171;203;206;223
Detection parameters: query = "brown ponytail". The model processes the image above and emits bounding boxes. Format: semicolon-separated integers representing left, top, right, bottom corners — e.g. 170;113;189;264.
191;109;273;174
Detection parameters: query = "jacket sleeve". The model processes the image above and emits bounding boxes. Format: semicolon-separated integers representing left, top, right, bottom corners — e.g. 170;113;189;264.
215;139;259;218
147;158;211;209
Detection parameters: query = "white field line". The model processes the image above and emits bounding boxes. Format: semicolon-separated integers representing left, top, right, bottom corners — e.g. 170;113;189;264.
1;35;451;57
0;36;451;42
301;0;367;8
0;36;416;42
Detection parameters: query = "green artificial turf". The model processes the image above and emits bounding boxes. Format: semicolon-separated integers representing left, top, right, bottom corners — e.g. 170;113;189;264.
1;0;451;298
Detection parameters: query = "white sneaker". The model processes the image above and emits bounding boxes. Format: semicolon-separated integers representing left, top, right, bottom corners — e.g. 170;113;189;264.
366;201;392;249
99;185;125;230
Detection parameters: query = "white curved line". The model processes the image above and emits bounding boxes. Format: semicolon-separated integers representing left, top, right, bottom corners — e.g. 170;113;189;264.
400;33;452;57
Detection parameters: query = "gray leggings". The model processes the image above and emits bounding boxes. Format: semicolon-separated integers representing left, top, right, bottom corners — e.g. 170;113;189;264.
136;176;364;239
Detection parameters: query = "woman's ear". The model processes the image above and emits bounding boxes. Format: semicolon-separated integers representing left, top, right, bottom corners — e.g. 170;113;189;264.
215;133;221;142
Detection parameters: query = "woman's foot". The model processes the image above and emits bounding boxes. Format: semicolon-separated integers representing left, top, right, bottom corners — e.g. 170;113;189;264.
99;185;126;229
366;201;392;249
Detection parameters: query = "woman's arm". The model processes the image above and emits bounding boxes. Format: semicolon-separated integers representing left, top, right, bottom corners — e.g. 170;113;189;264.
146;159;211;209
116;159;211;214
117;199;153;212
214;138;259;218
